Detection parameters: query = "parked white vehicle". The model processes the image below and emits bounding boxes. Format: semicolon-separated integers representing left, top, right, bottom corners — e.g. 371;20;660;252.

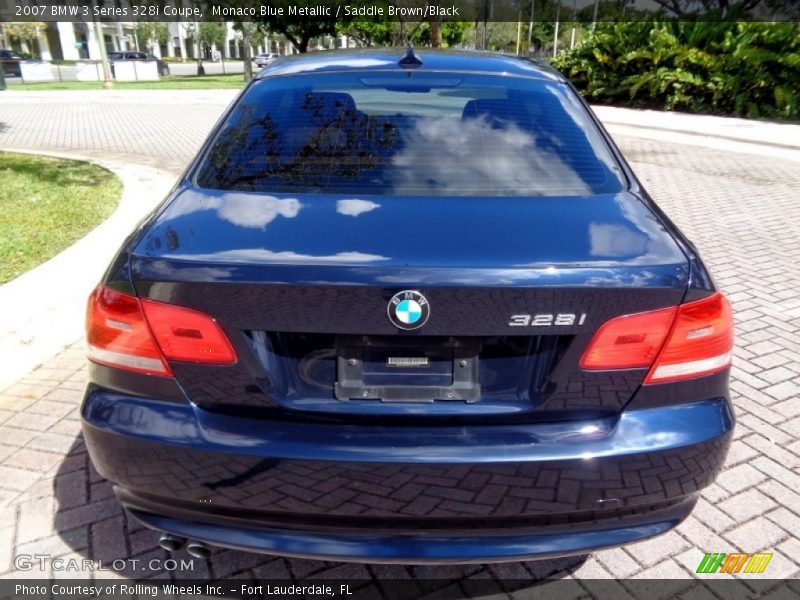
253;52;281;67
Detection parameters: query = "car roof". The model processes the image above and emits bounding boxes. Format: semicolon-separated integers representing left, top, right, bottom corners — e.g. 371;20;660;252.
255;48;564;82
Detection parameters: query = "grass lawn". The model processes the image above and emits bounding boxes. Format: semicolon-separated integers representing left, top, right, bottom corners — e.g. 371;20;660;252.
10;74;246;91
0;152;122;284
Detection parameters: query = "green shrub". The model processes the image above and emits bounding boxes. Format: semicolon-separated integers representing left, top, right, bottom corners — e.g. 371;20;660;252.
553;22;800;120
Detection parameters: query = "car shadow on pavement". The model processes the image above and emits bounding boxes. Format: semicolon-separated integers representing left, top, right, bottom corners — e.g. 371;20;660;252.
54;435;587;587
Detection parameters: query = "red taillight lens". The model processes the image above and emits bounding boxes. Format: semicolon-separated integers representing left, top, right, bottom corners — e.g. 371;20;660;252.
141;299;236;365
580;292;733;384
86;286;172;376
645;293;733;384
580;306;677;370
86;285;237;376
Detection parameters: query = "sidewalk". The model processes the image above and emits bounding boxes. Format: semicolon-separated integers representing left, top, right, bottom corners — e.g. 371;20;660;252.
0;153;175;391
594;105;800;163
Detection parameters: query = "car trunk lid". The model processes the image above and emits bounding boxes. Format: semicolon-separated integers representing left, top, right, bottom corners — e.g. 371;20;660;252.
129;187;689;421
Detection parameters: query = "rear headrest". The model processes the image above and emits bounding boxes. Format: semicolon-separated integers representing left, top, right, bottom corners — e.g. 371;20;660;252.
462;98;537;133
302;92;357;120
462;99;517;120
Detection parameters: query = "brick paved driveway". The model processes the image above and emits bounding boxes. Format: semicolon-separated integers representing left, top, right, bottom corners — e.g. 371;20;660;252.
0;91;798;591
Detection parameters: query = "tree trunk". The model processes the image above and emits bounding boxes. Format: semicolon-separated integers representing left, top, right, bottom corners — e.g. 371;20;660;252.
284;32;308;53
431;18;442;48
242;23;253;82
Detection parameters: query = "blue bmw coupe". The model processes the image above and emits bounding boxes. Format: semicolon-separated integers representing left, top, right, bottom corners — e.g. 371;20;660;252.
81;48;734;563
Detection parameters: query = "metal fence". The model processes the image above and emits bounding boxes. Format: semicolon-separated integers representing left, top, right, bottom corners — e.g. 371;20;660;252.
2;59;246;84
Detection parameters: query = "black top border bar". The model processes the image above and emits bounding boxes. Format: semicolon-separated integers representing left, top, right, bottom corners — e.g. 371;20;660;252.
2;0;799;22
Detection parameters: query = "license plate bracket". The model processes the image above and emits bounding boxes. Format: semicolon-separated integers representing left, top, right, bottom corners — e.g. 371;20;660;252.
335;335;480;403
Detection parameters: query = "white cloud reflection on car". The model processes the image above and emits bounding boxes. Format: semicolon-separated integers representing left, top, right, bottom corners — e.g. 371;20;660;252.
159;189;302;230
589;223;649;258
336;199;381;217
217;194;301;229
588;193;680;262
267;57;394;77
167;249;389;264
389;116;591;196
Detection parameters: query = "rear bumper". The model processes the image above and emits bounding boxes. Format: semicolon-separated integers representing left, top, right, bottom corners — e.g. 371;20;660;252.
81;391;733;563
123;497;696;564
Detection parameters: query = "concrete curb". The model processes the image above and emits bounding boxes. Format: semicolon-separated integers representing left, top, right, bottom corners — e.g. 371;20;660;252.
593;106;800;163
0;150;175;391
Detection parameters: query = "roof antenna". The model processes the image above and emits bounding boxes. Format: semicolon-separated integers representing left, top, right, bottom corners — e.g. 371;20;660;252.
399;43;423;69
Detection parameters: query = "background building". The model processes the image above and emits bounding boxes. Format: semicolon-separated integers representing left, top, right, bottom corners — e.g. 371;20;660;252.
0;21;344;61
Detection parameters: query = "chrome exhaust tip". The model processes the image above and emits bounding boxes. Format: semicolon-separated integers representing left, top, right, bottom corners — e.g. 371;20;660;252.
185;540;211;558
157;533;186;552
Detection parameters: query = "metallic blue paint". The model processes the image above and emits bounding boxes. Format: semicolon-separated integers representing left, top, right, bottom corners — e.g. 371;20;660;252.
134;191;688;271
83;392;731;463
82;390;731;562
81;50;733;562
130;260;689;289
125;507;690;564
256;49;565;82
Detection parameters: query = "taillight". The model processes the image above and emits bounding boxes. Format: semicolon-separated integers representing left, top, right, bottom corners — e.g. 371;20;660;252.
86;286;171;376
580;292;733;384
140;299;236;365
86;285;236;377
580;306;677;371
645;293;733;383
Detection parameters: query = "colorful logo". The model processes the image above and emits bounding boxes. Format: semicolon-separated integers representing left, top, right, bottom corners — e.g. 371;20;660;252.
696;552;772;574
388;290;430;330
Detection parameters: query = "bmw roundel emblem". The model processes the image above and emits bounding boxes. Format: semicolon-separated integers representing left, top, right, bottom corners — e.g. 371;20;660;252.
388;290;430;330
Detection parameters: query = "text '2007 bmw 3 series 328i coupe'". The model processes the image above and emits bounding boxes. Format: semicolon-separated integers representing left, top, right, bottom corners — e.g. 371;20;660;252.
81;48;734;564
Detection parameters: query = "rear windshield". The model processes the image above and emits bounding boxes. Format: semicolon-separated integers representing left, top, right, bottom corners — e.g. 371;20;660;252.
195;71;624;196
